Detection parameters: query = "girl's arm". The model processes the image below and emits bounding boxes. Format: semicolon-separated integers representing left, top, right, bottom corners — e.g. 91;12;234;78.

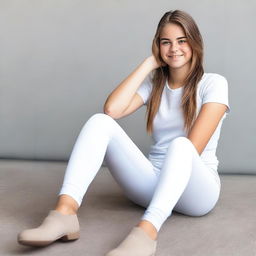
103;56;159;118
187;102;228;155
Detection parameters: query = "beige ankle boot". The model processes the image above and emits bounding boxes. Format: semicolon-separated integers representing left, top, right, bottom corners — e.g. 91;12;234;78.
106;227;157;256
17;210;80;246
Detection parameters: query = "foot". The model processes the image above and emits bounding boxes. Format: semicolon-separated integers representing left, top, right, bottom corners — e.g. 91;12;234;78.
105;226;157;256
17;210;80;247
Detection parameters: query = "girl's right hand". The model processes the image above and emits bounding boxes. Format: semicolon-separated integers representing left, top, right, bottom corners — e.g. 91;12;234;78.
146;55;166;70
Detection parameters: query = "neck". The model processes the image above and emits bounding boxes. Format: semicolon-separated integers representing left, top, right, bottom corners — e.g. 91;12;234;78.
168;64;191;88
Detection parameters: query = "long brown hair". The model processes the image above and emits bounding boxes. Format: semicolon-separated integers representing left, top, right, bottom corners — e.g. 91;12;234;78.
146;10;204;135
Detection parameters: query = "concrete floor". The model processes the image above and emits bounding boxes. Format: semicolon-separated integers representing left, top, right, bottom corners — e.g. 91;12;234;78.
0;160;256;256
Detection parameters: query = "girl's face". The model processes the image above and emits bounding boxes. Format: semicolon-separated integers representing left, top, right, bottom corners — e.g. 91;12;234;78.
159;23;192;71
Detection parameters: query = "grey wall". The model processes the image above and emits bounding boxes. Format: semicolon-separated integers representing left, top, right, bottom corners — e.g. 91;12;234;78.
0;0;255;173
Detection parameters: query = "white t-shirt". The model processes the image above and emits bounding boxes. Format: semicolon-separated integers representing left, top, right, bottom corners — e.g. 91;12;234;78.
136;73;230;173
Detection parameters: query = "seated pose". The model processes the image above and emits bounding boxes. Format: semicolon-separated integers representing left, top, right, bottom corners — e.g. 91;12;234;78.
18;9;230;256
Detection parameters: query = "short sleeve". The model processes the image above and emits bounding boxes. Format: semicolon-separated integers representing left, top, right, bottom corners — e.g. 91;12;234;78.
201;74;230;114
136;74;153;105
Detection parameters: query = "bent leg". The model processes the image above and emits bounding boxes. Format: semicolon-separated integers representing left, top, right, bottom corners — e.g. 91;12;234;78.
59;113;158;207
141;137;221;231
18;113;158;247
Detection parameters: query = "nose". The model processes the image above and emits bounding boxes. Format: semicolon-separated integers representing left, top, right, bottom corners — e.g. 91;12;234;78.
170;42;179;53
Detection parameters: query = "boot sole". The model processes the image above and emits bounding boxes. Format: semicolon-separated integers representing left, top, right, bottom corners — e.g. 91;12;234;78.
18;231;80;247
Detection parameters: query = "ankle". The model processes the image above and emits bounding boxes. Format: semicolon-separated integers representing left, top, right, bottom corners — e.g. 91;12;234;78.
137;220;158;240
55;195;79;215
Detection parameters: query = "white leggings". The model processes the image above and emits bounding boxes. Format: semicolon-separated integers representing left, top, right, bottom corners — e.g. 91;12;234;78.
59;113;221;231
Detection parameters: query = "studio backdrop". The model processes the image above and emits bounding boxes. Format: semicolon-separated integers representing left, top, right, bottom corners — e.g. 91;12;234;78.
0;0;255;174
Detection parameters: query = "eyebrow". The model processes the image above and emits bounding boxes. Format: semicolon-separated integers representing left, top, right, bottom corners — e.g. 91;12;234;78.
160;36;187;41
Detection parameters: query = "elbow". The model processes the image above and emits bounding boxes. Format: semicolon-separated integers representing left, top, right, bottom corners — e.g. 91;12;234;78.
103;102;112;116
104;100;127;119
103;107;119;119
103;106;112;116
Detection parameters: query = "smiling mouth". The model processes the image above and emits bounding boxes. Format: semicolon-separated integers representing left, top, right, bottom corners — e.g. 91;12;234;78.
168;55;183;57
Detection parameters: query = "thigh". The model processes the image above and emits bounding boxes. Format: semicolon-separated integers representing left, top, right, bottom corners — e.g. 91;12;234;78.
174;152;221;216
103;119;158;208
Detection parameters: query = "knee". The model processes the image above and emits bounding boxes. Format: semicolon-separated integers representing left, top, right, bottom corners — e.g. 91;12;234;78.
172;136;190;143
81;113;116;133
86;113;115;126
168;136;193;150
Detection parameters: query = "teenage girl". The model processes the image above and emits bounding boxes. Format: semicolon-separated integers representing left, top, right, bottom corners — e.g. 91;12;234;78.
18;10;230;256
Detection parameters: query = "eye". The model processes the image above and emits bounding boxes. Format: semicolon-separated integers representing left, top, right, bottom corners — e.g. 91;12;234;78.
178;39;187;44
161;41;170;45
